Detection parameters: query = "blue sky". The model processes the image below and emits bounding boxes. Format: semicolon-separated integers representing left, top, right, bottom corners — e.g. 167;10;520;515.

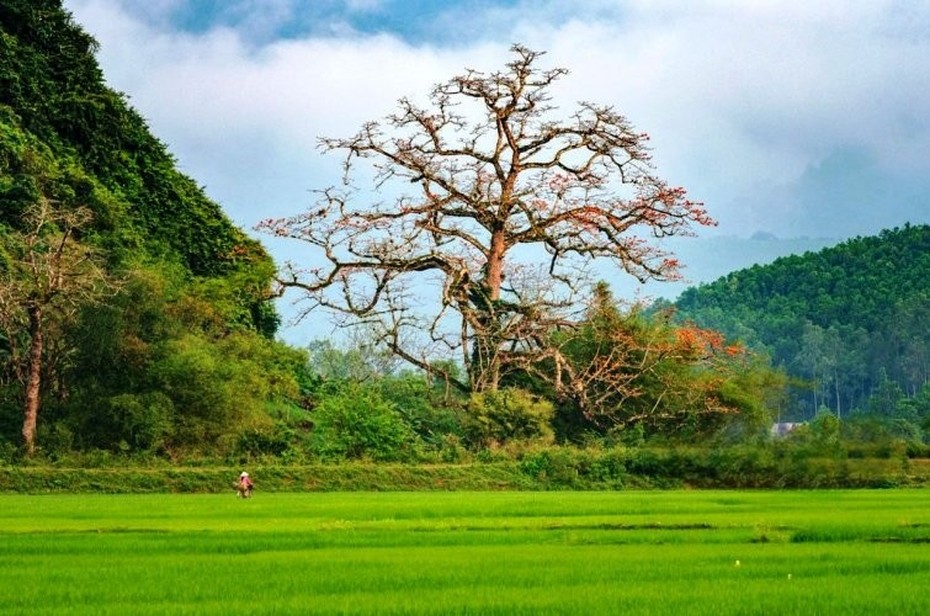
157;0;526;44
62;0;930;341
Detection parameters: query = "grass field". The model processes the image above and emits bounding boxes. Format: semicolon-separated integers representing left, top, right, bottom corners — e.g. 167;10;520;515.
2;490;930;614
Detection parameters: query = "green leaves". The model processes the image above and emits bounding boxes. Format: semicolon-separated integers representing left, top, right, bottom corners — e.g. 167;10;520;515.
0;1;289;455
465;388;554;448
312;384;414;461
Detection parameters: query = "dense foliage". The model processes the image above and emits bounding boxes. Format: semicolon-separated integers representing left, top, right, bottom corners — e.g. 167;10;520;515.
672;224;930;436
0;0;288;456
0;0;271;279
542;283;778;443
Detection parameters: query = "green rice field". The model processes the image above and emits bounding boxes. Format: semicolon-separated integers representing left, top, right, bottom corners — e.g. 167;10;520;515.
2;489;930;614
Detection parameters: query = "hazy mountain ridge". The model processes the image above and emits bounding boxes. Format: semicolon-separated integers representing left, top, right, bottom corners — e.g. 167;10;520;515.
614;233;840;302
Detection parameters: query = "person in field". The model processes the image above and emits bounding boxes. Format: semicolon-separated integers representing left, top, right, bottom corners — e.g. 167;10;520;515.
236;471;253;498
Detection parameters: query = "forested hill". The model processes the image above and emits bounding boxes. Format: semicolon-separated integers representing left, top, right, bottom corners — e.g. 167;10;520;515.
672;223;930;419
1;0;311;456
1;0;270;287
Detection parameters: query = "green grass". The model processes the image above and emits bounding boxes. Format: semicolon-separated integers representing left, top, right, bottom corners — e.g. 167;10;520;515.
2;490;930;614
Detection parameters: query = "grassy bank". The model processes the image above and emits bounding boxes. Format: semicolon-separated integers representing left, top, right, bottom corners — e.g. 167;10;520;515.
3;448;930;493
0;463;535;493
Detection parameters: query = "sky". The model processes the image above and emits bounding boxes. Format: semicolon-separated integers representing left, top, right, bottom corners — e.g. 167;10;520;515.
61;0;930;342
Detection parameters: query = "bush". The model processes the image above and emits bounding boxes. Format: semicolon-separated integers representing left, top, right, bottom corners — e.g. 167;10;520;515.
103;392;174;453
464;388;554;448
376;375;464;449
518;448;577;486
0;439;18;464
35;422;75;458
311;384;415;461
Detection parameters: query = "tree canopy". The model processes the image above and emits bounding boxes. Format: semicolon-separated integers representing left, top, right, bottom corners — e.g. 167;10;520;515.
260;45;714;396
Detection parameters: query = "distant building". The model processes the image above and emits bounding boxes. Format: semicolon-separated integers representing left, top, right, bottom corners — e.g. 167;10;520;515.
770;422;804;437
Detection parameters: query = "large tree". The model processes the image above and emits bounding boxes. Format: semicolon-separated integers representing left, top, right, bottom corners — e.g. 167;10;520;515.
261;45;713;394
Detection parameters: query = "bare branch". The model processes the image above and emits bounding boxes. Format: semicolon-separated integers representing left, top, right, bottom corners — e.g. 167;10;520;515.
257;45;713;391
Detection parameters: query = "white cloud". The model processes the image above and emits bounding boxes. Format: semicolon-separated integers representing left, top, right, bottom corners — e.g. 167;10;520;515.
62;0;930;337
507;1;930;233
67;0;930;212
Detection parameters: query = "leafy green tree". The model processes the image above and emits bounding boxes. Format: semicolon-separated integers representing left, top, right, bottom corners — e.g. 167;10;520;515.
887;294;930;395
868;369;907;418
311;384;414;461
375;374;464;450
906;382;930;423
794;322;830;415
463;387;554;449
100;392;174;453
59;263;309;455
674;224;930;420
808;408;841;452
907;382;930;440
306;335;400;383
714;353;789;442
0;1;293;456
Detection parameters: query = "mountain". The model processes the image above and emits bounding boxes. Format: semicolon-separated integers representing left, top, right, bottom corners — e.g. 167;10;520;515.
670;223;930;419
1;0;273;289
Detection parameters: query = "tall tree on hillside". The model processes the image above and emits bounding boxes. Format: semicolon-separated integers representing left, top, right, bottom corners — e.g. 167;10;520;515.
0;199;111;454
262;46;713;394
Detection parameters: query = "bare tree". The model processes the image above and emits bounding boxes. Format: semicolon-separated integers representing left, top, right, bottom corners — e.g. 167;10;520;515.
259;45;713;393
0;199;111;455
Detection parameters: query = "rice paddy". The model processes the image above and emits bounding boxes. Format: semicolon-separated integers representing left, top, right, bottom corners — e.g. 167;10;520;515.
2;489;930;614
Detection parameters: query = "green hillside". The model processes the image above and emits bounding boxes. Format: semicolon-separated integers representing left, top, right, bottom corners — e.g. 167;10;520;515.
672;223;930;421
0;1;271;278
1;0;307;457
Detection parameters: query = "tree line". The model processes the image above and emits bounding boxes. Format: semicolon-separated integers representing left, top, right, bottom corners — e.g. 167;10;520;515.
1;0;288;457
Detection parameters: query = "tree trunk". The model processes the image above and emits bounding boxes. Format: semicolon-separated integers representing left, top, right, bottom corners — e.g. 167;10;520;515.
486;230;505;301
475;229;507;390
834;367;841;420
22;303;43;456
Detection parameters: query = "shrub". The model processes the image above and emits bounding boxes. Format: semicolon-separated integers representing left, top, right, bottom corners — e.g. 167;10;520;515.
35;422;75;458
376;375;464;448
518;447;576;486
311;384;415;461
103;392;174;453
464;388;554;448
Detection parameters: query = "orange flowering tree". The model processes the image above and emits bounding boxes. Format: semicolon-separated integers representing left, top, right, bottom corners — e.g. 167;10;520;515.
259;45;714;394
541;283;778;438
